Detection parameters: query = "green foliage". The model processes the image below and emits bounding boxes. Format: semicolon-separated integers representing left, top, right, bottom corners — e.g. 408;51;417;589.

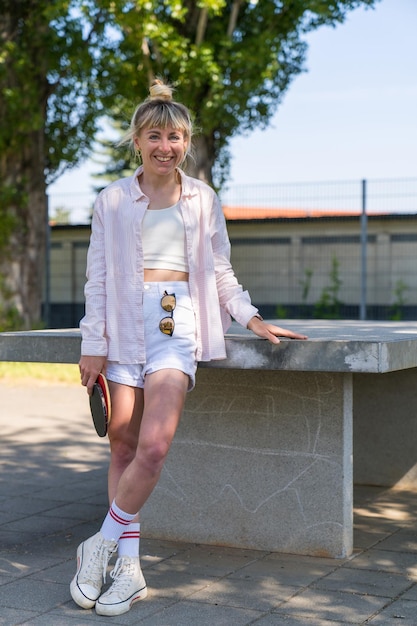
0;304;24;332
0;0;117;326
314;256;344;319
50;206;72;224
0;0;380;326
275;304;288;319
389;279;409;321
0;0;116;184
95;0;380;187
0;186;21;251
0;0;380;189
0;274;24;331
299;267;313;317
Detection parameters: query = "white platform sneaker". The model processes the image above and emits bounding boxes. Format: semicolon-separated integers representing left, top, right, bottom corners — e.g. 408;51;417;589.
70;531;117;609
95;556;148;616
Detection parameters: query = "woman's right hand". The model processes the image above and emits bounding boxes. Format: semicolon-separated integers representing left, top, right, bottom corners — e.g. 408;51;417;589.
78;355;107;395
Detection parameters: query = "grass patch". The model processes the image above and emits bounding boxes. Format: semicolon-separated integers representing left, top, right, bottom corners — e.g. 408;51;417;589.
0;362;80;384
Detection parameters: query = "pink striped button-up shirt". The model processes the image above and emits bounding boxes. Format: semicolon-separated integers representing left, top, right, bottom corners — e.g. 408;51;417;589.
80;166;259;363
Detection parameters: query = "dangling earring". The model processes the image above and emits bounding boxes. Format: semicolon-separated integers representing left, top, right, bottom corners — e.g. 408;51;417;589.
133;137;141;162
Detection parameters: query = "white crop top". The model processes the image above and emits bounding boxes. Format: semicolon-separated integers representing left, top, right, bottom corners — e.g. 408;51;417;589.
142;202;189;272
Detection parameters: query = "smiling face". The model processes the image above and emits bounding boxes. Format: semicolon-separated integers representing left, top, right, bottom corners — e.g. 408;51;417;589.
135;125;188;178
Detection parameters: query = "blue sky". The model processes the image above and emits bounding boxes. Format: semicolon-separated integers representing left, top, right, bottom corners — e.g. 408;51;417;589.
49;0;417;220
228;0;417;186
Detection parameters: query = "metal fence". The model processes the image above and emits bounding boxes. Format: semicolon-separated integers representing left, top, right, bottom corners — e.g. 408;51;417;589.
220;177;417;216
221;177;417;321
47;177;417;325
48;177;417;223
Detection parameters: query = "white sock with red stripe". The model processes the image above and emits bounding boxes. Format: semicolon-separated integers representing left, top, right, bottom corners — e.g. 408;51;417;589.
118;522;140;558
100;500;136;542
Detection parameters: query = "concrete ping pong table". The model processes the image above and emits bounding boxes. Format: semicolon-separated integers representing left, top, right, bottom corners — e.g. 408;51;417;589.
2;320;417;558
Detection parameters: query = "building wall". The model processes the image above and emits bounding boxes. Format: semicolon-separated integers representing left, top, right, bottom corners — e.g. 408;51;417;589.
47;225;90;328
47;215;417;326
227;215;417;317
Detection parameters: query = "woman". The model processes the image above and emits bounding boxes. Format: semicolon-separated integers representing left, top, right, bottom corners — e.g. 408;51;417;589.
70;79;307;617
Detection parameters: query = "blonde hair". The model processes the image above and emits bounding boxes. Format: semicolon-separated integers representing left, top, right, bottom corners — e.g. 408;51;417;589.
120;79;193;161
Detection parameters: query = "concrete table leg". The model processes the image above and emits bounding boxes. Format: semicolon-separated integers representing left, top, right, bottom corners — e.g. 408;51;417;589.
354;368;417;488
142;369;353;558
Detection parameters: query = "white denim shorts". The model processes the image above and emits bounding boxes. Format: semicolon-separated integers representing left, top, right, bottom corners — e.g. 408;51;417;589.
106;282;198;391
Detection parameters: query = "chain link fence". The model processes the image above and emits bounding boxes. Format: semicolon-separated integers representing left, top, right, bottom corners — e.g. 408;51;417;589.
221;177;417;320
47;177;417;326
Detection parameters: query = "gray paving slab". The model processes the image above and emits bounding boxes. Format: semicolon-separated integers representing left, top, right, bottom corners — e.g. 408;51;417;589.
253;616;354;625
366;599;417;624
2;381;417;625
312;567;413;598
271;587;391;623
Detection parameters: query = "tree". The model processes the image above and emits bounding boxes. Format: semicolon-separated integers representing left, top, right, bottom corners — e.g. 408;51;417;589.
0;0;114;328
100;0;379;189
0;0;379;329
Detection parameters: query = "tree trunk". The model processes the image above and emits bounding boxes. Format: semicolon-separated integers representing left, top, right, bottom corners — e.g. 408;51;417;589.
0;2;49;329
0;131;47;329
184;134;216;187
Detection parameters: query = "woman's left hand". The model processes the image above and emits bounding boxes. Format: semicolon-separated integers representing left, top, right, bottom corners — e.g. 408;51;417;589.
247;316;308;344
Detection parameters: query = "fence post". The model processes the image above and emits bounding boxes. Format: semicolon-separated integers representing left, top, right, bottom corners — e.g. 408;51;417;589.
360;179;367;320
44;195;51;328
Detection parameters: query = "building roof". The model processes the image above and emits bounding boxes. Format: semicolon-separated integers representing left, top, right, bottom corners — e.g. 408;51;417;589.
222;206;363;220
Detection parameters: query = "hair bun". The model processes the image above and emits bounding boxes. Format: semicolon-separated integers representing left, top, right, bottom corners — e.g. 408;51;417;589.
149;78;173;101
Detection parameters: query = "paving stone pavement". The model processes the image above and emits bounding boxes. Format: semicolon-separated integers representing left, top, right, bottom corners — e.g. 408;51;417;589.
1;381;417;625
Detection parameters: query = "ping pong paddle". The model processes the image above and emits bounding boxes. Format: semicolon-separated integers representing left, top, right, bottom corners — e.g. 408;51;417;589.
89;373;111;437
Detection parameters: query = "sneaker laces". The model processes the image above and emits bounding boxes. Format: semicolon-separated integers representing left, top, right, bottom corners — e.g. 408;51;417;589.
108;557;137;594
84;538;117;586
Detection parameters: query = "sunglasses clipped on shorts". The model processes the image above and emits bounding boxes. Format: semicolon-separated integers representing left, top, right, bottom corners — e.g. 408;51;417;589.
159;291;176;336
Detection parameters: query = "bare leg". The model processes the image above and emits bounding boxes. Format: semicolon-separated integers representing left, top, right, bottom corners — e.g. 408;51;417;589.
107;382;144;506
114;369;189;515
